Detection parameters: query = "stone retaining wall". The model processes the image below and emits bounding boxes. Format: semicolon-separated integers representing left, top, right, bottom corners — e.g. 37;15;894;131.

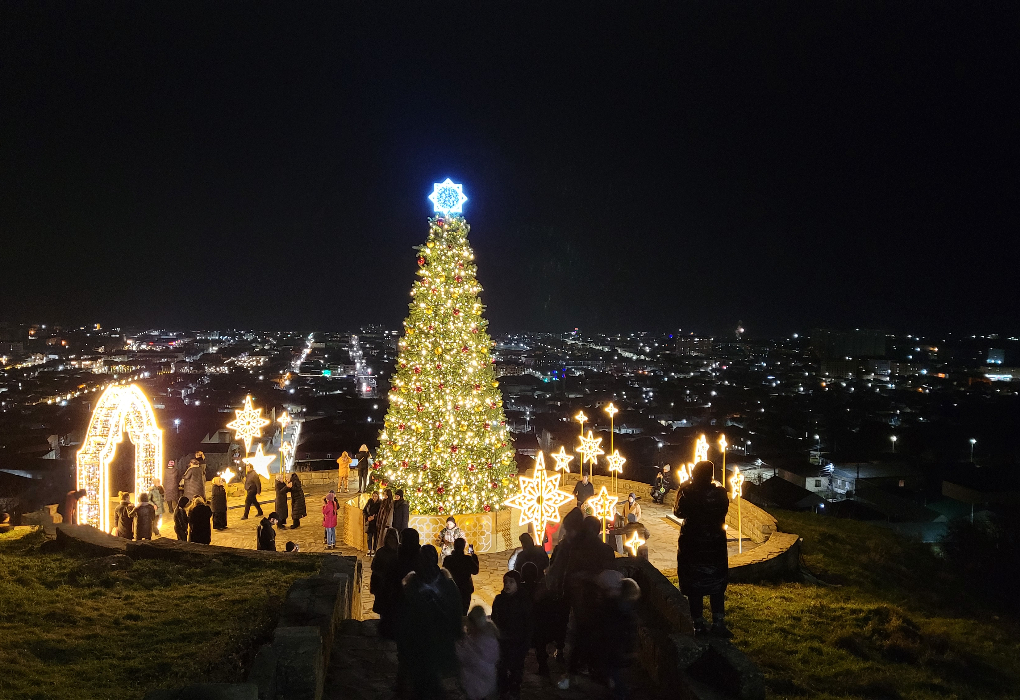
726;498;776;545
728;532;801;583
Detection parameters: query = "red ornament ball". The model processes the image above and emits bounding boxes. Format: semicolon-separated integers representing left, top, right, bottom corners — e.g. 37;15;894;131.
455;276;462;283
483;505;492;512
417;257;425;266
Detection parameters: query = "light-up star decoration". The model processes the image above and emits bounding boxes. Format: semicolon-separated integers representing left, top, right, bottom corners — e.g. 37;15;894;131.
606;450;626;474
585;485;619;525
694;434;709;463
576;430;604;467
730;467;745;500
675;463;692;486
219;467;237;485
551;445;575;473
504;451;573;535
227;395;271;454
243;443;276;480
624;530;646;557
428;178;468;215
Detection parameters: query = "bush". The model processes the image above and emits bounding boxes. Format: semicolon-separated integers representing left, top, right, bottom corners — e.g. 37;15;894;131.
940;513;1020;613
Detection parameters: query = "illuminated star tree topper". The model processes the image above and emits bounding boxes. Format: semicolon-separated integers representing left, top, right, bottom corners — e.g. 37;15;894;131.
504;451;573;535
226;395;271;454
428;178;468;216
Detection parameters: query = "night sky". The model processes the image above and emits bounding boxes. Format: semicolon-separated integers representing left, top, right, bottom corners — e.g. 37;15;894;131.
2;3;1017;335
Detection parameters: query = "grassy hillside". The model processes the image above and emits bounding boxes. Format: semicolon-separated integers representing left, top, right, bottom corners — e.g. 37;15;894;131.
726;511;1020;700
0;528;319;700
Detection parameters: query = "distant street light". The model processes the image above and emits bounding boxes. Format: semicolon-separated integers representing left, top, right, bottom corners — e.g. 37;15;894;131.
969;438;977;463
890;435;897;453
174;418;181;434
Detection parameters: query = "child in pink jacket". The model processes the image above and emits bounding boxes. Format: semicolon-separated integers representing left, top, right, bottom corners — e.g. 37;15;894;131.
322;490;340;549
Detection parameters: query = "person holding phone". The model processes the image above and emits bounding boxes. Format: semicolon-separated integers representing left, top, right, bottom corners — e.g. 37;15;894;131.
443;537;479;614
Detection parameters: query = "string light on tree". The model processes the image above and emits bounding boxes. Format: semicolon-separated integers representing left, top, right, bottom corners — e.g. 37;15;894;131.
375;180;516;514
227;395;271;454
504;451;573;535
551;445;574;473
243;443;276;480
624;529;646;557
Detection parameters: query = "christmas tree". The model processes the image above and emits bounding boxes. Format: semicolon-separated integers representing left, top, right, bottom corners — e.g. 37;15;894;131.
374;180;516;515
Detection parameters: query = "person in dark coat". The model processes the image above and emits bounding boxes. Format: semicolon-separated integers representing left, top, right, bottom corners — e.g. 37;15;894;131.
362;490;381;554
355;444;371;492
572;473;595;510
188;496;213;545
211;476;228;530
397;545;463;700
395;527;423;582
376;488;394;536
592;572;641;698
174;497;190;540
131;493;156;541
114;493;134;539
391;489;410;534
674;459;730;635
165;460;182;513
370;528;401;639
256;512;279;551
64;489;87;525
651;464;673;504
492;569;533;699
512;532;549;578
443;537;480;613
180;458;206;501
274;474;290;528
242;465;263;519
287;473;306;528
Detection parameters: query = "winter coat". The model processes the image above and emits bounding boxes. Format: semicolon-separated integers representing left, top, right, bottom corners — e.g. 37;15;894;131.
181;464;206;500
165;461;182;507
397;567;463;677
595;594;638;670
564;530;616;604
674;479;730;596
274;480;290;522
439;525;464;558
573;479;595;508
443;550;479;598
376;497;394;534
288;475;307;520
211;484;227;514
391;499;410;534
370;545;401;614
362;498;381;535
355;450;371;477
621;500;642;523
491;589;533;657
322;498;339;529
114;503;134;539
513;543;549;577
336;452;351;481
244;469;261;495
456;629;500;700
149;486;166;517
131;503;156;540
256;517;277;551
188;502;213;544
174;507;189;540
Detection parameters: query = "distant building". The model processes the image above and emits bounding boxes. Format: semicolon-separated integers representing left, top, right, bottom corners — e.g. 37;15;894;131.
987;348;1005;365
675;335;714;357
810;329;886;360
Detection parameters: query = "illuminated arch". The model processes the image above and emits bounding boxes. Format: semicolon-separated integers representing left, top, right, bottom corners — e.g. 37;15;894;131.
76;384;163;532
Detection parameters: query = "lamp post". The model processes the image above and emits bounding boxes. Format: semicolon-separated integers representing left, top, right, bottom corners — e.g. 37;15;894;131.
969;438;976;463
890;435;897;453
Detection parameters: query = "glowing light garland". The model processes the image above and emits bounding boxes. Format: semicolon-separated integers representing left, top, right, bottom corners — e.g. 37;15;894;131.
76;384;163;532
551;445;575;473
624;530;646;556
428;178;468;215
227;395;271;455
504;452;573;535
243;443;276;480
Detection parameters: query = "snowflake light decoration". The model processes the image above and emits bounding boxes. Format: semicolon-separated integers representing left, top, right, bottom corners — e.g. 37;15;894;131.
606;449;626;474
226;395;271;454
242;443;276;480
576;430;605;467
428;178;468;215
551;445;575;473
504;451;573;535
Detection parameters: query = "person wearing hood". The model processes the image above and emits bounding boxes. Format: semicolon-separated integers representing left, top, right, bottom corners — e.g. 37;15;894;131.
376;488;394;536
370;527;401;639
188;496;213;545
256;512;279;551
512;532;549;578
391;489;410;534
397;545;463;699
174;497;190;540
456;606;500;700
336;451;352;493
439;516;464;558
287;472;306;528
131;492;156;541
242;464;263;519
362;490;381;554
274;473;290;529
492;569;533;699
651;464;672;504
443;537;479;614
114;492;134;539
148;481;166;536
355;444;372;493
675;459;730;636
180;458;206;501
